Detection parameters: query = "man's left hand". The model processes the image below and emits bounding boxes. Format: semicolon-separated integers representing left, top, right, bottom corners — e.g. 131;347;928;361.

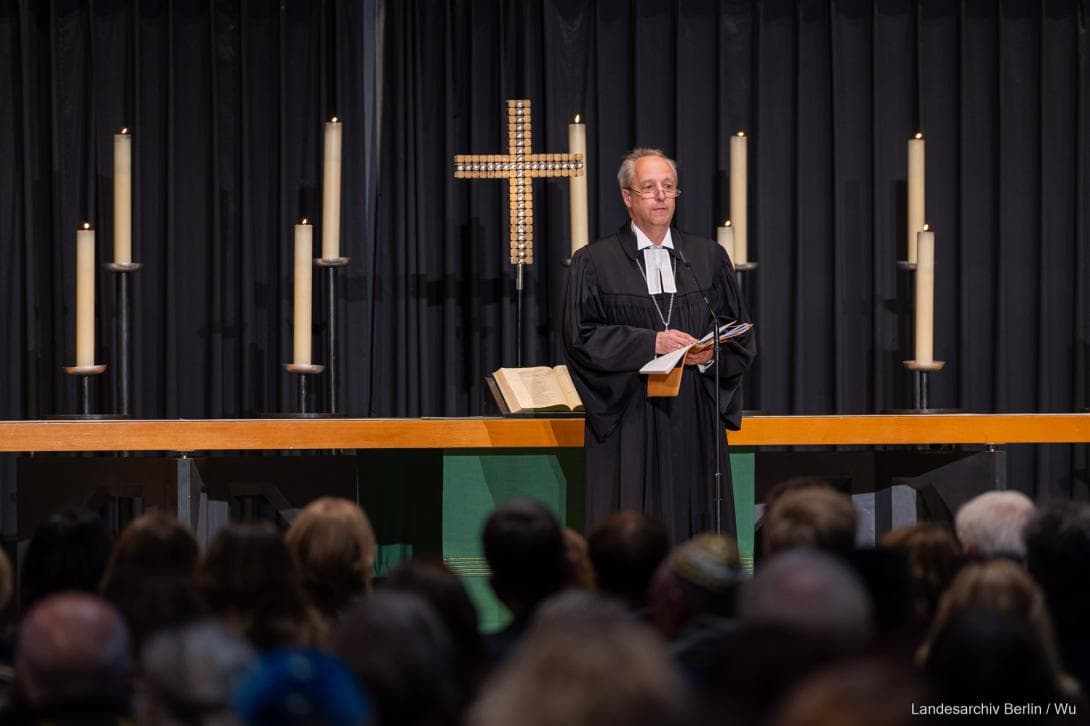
685;346;713;366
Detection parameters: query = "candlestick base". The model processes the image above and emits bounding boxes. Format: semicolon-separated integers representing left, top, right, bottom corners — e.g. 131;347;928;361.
315;257;351;268
902;360;946;371
899;361;946;412
733;261;758;272
284;363;325;375
63;364;108;375
896;260;918;271
105;262;143;272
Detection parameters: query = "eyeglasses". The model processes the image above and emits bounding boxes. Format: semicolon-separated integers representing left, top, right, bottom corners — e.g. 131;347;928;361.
625;185;682;199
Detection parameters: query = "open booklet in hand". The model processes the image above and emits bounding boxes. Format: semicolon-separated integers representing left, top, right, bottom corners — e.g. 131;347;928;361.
639;321;754;375
491;365;585;413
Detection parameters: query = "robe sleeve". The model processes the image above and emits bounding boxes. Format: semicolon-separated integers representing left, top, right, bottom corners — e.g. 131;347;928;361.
562;247;656;441
699;243;757;429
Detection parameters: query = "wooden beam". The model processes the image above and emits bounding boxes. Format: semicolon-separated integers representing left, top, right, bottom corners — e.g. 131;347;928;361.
1;414;1089;453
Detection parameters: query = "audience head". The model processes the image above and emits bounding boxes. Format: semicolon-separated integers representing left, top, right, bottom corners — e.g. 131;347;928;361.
234;649;368;726
769;659;923;726
762;484;858;558
739;549;872;650
382;558;487;707
20;508;112;610
955;489;1035;560
285;497;376;621
588;510;670;610
16;592;131;708
1024;498;1090;600
0;546;12;615
650;533;742;639
880;522;964;624
139;619;257;726
482;498;569;616
99;511;200;586
333;590;460;726
470;593;689;726
563;528;596;589
198;522;325;650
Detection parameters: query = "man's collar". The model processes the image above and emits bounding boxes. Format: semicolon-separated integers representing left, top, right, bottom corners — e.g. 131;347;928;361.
631;222;673;251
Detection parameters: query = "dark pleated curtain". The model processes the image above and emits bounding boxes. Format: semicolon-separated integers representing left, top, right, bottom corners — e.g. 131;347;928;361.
1;0;1089;509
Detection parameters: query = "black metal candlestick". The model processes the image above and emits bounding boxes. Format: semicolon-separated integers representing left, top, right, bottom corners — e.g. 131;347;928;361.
106;262;141;416
902;360;946;411
284;363;325;414
63;364;108;416
316;255;349;415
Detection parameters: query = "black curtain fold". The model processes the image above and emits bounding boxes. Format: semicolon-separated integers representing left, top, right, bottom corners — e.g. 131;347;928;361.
1;0;1089;506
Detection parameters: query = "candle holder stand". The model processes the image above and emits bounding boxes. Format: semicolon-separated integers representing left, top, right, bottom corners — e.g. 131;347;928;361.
733;260;758;291
316;256;350;415
896;260;918;271
283;363;325;415
61;364;108;417
106;262;142;416
901;359;946;412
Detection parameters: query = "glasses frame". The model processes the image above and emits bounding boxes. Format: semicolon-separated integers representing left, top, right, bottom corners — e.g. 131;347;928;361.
625;186;682;200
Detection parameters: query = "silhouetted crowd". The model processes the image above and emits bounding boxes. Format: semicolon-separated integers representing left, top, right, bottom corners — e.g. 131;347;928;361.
2;483;1090;725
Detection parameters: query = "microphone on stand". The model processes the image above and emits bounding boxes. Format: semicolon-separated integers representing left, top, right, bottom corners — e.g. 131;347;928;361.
671;246;728;535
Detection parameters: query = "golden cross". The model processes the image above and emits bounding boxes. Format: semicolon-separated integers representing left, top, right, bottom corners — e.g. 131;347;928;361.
454;99;584;265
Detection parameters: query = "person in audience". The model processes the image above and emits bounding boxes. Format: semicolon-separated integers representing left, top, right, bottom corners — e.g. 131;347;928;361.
769;658;924;726
954;489;1036;561
382;558;487;708
333;590;459;726
923;608;1080;722
562;528;596;589
917;558;1079;697
587;510;670;613
285;497;376;626
197;522;325;651
99;511;204;654
137;619;256;726
880;522;964;626
761;484;858;558
481;498;570;664
1024;499;1090;694
19;509;112;611
469;591;690;726
649;533;743;687
12;592;132;722
233;648;368;726
739;548;872;650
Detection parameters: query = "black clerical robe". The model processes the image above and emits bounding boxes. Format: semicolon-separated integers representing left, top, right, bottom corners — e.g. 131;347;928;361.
562;224;756;542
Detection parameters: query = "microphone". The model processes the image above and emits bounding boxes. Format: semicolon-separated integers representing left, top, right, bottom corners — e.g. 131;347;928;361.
672;248;719;331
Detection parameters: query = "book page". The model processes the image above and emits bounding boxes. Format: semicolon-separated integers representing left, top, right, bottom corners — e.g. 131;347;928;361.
639;344;694;374
551;365;584;411
493;367;570;412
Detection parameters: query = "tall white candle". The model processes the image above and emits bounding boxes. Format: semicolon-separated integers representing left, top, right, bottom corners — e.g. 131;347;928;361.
76;223;96;367
114;130;132;264
568;115;589;255
914;225;935;364
321;118;343;260
730;132;748;264
907;133;925;265
717;220;735;262
293;220;314;364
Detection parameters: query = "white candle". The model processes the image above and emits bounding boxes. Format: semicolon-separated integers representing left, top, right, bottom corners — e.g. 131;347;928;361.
914;225;935;364
730;132;748;264
321;118;343;260
907;133;925;264
75;223;96;367
114;130;132;264
717;220;735;262
568;115;589;255
293;220;314;364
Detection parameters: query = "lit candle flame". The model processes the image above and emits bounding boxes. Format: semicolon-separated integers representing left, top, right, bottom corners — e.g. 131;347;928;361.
574;114;582;123
330;116;339;123
301;218;309;225
914;132;923;140
81;222;90;229
736;131;746;137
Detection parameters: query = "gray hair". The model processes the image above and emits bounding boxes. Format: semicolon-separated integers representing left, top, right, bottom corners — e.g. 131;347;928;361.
617;148;678;189
955;490;1036;559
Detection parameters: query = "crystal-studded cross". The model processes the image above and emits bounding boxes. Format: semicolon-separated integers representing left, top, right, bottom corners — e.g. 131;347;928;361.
453;99;585;267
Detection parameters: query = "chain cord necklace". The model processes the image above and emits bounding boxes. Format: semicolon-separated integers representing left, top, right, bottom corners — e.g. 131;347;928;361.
634;253;677;330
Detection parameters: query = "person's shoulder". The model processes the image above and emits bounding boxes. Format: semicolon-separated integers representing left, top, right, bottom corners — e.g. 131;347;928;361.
674;229;724;263
573;227;629;264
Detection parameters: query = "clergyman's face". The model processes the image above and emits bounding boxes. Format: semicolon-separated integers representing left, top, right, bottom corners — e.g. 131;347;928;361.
622;156;677;237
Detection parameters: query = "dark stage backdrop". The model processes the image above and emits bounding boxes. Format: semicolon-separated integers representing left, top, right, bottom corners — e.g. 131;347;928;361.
1;1;1088;510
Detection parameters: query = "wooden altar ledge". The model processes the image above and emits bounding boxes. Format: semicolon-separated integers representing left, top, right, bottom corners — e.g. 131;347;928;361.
2;413;1089;453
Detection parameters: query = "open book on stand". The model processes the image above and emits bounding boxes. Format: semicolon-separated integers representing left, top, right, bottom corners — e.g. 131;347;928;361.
488;365;585;414
639;320;754;375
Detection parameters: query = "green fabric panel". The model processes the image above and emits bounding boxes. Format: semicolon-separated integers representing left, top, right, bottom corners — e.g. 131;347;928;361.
730;447;757;573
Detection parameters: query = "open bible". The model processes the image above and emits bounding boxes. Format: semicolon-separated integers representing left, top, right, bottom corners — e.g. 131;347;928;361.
639;321;754;397
490;365;585;414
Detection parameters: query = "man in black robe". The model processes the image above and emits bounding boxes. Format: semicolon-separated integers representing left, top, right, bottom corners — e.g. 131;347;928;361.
563;148;756;543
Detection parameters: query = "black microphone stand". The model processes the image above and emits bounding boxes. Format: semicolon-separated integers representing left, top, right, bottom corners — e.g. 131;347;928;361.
674;248;728;535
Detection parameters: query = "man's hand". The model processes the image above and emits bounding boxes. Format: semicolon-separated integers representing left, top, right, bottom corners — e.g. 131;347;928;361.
655;329;697;355
685;346;713;366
